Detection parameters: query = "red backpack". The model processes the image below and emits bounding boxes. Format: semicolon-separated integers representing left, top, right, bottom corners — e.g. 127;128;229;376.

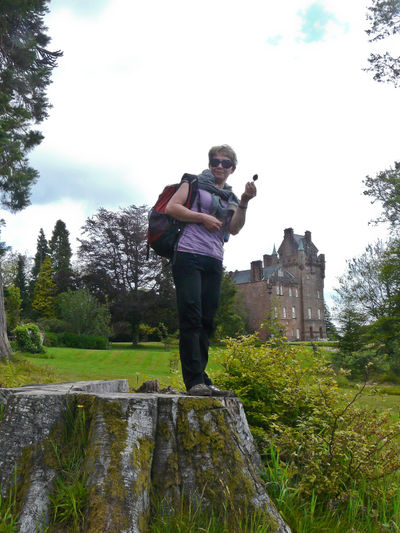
147;174;199;259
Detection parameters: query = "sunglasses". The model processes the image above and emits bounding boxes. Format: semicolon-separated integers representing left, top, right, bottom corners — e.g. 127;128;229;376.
210;158;233;169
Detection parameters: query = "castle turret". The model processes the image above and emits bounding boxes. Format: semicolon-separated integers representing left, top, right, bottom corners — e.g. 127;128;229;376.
250;260;263;282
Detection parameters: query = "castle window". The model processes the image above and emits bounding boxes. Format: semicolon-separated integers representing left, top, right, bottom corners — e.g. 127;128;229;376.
289;287;292;297
276;286;279;295
295;288;299;297
317;290;321;299
292;307;296;319
308;308;312;319
274;307;278;318
283;307;287;318
280;285;283;296
296;328;300;339
318;308;321;320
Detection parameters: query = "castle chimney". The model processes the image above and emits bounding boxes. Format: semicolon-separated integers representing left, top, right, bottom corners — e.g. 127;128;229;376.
284;228;294;238
263;254;272;267
305;230;311;242
250;260;263;282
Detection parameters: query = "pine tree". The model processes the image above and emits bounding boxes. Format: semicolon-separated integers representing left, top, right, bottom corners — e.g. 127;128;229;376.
15;254;30;316
32;256;56;318
0;1;61;359
32;228;49;279
0;0;62;201
49;220;73;293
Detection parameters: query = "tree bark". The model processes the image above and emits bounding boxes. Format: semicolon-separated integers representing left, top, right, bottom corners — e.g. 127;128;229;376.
0;268;12;360
0;379;291;533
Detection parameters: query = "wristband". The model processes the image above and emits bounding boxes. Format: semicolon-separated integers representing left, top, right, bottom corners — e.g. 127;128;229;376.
238;204;247;210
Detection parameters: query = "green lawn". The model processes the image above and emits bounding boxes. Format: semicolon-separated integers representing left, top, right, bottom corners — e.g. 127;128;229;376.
16;342;222;390
19;343;180;389
7;342;400;413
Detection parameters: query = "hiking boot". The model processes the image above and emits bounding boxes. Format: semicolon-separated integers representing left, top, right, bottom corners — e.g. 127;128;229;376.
208;385;236;397
187;384;212;396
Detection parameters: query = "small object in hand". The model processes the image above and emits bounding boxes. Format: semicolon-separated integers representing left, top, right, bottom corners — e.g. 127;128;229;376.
252;174;258;181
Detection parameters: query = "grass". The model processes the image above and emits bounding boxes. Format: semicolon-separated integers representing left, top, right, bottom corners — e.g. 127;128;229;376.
10;341;224;390
262;444;400;533
3;341;400;532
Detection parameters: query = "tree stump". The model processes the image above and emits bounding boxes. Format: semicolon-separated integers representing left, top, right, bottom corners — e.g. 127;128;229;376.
0;380;291;533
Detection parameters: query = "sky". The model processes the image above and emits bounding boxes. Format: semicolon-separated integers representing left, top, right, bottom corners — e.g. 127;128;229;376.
1;0;399;307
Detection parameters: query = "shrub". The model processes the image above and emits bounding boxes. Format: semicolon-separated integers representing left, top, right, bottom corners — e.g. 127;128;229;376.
214;333;400;502
43;331;60;347
13;323;45;354
37;318;69;333
57;332;108;350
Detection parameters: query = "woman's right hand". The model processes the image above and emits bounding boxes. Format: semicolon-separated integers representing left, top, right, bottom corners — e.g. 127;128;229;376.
201;213;223;232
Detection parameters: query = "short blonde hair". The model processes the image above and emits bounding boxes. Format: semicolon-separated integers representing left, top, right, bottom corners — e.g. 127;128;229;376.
208;144;237;171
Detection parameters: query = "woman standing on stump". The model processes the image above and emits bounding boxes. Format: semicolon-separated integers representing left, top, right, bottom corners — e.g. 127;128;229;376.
166;145;257;396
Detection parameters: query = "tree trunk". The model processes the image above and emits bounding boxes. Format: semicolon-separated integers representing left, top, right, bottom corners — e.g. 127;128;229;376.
0;379;291;533
0;268;12;360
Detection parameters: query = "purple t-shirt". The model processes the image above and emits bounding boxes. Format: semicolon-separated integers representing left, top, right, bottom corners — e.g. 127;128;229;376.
177;189;232;261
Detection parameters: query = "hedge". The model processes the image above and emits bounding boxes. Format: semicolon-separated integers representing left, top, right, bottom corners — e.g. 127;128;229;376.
43;332;108;350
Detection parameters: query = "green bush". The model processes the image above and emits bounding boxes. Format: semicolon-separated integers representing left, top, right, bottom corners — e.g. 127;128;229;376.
214;333;400;502
330;348;385;379
37;318;69;333
43;331;60;347
13;323;45;354
57;332;108;350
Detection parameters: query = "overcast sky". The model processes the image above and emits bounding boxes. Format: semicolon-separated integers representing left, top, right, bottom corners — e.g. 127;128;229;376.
1;0;399;306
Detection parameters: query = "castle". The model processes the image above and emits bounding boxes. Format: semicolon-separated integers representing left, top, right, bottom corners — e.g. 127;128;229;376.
230;228;326;341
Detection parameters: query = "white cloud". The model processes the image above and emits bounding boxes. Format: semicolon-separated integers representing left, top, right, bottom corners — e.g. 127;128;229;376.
4;0;397;303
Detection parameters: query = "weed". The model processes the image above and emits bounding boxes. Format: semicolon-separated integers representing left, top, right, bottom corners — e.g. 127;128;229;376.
0;468;19;533
150;493;274;533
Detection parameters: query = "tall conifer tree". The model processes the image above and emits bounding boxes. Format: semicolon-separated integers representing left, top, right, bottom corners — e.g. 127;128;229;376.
15;254;30;316
49;220;73;293
32;228;49;279
0;0;61;359
32;256;56;318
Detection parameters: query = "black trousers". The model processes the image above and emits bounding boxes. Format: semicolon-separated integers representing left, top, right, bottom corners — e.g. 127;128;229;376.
172;251;223;390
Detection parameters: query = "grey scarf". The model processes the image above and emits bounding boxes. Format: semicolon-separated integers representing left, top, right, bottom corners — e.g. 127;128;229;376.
197;169;239;221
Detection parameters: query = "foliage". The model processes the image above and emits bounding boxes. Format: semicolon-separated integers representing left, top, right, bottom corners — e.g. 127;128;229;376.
78;205;159;296
214;270;246;340
48;399;90;532
214;333;400;503
15;254;30;315
150;494;274;532
365;0;400;86
4;285;21;331
55;332;108;350
77;205;173;333
49;219;73;293
0;467;19;532
138;322;166;342
0;0;62;209
336;307;368;356
262;443;400;533
37;317;69;333
0;356;57;387
324;303;337;340
32;227;49;279
0;251;19;287
32;256;57;318
334;239;400;375
13;323;45;353
363;161;400;229
58;289;112;338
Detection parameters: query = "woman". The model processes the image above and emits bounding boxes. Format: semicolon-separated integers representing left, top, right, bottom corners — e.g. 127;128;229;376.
166;145;257;396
